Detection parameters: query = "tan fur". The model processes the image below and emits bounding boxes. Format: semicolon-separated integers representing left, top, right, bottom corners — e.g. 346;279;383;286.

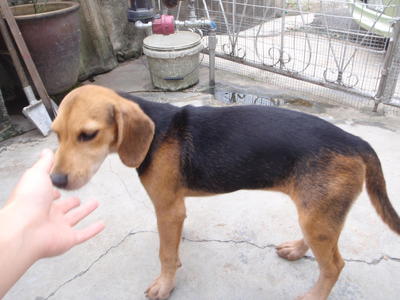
285;154;366;299
51;85;154;189
115;97;155;168
52;85;391;300
140;139;186;299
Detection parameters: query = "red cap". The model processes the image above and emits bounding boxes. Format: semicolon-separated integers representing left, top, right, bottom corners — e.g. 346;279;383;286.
152;15;175;35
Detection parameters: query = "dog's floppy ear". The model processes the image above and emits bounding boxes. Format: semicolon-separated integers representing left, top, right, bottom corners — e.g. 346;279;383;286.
115;99;155;168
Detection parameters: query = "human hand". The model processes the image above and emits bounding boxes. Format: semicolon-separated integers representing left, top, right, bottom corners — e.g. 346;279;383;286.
3;149;105;259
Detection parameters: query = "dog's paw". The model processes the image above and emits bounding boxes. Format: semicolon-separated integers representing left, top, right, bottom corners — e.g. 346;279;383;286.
145;276;175;300
276;239;308;261
295;292;321;300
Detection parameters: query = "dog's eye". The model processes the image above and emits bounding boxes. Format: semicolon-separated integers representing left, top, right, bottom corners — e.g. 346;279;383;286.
78;130;98;142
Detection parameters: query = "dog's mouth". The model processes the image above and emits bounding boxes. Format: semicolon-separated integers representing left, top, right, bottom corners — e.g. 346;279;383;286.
50;173;88;190
51;159;105;190
66;180;88;191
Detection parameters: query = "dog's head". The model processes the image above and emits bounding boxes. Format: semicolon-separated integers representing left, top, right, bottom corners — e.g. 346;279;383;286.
50;85;155;190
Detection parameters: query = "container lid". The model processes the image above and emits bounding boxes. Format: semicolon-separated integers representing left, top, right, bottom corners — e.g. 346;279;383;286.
143;31;201;51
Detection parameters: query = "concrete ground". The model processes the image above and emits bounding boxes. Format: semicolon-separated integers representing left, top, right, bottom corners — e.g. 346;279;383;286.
1;59;400;300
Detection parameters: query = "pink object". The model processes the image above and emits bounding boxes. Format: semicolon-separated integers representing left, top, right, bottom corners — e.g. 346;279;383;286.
152;14;175;35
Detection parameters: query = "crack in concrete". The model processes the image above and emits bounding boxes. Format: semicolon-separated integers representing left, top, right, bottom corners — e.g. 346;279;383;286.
44;230;156;299
343;255;400;265
182;236;278;250
44;230;400;299
182;237;400;265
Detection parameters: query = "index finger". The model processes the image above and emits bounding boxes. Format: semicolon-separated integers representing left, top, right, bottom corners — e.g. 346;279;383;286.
31;149;54;173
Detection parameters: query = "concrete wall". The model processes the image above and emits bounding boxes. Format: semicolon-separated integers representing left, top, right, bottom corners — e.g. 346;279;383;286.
76;0;145;80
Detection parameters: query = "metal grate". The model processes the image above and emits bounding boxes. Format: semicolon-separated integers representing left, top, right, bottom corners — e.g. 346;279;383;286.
158;0;400;113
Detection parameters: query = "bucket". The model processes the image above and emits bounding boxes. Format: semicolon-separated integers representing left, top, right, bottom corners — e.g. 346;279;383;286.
143;31;203;91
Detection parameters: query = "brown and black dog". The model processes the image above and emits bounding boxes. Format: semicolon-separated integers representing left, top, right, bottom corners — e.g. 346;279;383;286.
51;85;400;300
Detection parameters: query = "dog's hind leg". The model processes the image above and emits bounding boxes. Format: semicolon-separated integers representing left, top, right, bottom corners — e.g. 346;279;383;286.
290;154;365;300
296;209;346;300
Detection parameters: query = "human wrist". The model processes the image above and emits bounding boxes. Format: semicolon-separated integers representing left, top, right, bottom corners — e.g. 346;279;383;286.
0;204;41;262
0;205;39;298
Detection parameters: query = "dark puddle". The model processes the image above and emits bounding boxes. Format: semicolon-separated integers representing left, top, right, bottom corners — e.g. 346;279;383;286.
207;86;334;113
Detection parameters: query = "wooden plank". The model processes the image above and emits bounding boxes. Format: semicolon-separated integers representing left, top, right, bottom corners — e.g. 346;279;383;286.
0;2;55;119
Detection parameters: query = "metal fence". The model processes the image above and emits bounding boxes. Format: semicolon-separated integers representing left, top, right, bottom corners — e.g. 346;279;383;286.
159;0;400;112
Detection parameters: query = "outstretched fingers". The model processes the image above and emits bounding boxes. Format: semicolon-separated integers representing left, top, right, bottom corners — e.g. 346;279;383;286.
57;197;81;214
74;222;105;245
66;199;99;226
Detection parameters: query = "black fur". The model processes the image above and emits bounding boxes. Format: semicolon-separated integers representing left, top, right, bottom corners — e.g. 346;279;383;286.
118;92;372;194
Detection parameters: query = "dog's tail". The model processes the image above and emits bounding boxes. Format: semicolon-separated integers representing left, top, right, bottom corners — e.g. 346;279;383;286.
362;145;400;234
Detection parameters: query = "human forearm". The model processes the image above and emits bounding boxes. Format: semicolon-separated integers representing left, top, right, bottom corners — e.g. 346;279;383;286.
0;205;38;298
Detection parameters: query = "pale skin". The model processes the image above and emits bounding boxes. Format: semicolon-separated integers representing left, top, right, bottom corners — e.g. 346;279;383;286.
0;149;105;298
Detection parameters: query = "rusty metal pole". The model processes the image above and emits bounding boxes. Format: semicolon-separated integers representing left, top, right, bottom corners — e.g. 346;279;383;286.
208;27;217;87
374;19;400;111
279;0;286;70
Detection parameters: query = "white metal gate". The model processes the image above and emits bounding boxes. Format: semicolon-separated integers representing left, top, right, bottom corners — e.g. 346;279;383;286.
161;0;400;112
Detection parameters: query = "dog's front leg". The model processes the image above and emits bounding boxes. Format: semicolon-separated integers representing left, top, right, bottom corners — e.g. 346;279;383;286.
146;197;186;300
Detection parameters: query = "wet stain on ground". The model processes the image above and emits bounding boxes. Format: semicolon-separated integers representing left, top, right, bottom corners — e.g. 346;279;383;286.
334;119;397;132
206;84;335;114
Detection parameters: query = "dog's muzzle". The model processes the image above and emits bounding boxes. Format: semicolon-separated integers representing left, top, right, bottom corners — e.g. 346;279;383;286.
50;173;68;189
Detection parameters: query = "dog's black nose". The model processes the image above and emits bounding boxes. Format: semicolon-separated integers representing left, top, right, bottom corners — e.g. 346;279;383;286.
50;173;68;188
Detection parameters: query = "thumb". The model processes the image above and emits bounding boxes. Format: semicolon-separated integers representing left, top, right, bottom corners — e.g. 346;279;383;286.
31;149;54;173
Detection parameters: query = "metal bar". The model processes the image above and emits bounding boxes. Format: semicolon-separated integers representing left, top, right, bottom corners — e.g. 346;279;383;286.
208;28;217;87
201;0;210;20
232;0;248;51
177;0;182;20
232;0;236;38
279;0;286;69
295;0;312;73
374;19;400;108
205;50;376;100
218;0;234;47
188;0;197;21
